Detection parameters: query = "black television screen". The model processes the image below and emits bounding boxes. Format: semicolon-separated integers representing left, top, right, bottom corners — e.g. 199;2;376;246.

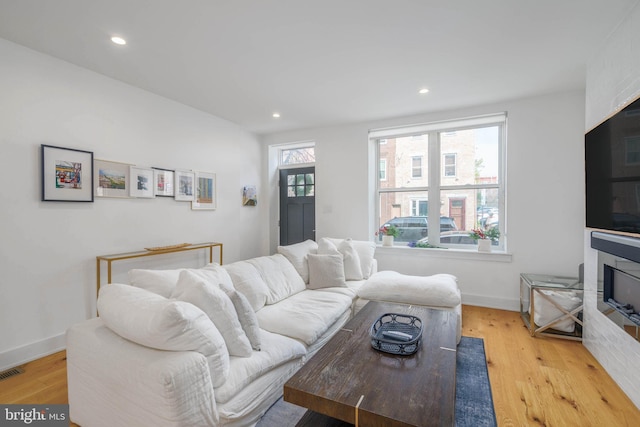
586;96;640;234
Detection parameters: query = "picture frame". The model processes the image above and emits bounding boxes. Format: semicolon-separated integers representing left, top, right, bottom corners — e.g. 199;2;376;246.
175;170;196;201
41;144;94;202
192;171;217;210
94;159;131;198
129;166;155;198
242;185;257;206
152;167;175;197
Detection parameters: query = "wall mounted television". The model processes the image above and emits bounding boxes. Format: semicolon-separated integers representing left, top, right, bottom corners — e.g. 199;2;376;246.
586;96;640;236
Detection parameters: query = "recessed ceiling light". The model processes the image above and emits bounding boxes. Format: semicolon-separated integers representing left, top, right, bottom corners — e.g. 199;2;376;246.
419;88;429;94
272;112;281;118
111;36;127;45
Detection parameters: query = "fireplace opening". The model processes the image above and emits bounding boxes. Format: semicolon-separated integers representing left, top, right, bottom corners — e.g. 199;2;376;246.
602;264;640;341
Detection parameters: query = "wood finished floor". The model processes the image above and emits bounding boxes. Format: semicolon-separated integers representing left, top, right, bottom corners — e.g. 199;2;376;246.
1;305;639;426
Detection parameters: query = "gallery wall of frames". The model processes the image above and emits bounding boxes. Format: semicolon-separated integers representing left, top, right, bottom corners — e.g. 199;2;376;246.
40;144;224;210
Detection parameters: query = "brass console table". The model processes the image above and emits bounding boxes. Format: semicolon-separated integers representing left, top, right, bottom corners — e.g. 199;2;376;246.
96;242;223;295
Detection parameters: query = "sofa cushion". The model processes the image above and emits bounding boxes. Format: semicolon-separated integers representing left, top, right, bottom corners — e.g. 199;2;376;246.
172;270;253;357
128;268;182;298
318;238;363;280
256;290;352;345
326;238;376;279
277;239;318;284
197;264;261;350
223;260;270;312
307;254;347;289
214;329;306;404
97;283;230;387
127;265;235;298
226;288;262;351
357;271;461;307
196;263;236;291
248;254;306;305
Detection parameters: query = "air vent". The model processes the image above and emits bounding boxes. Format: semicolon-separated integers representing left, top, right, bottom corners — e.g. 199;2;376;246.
0;367;24;382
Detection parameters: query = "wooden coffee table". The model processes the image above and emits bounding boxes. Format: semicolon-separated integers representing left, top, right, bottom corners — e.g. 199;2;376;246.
284;301;458;427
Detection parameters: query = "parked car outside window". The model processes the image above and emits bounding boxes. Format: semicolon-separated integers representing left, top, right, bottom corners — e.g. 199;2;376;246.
379;216;458;242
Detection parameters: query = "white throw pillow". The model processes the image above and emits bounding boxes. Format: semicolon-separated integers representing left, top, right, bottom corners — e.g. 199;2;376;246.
223;261;270;312
317;237;341;255
198;263;236;292
128;268;183;297
172;270;253;357
326;238;377;279
307;254;347;289
277;240;318;284
337;239;363;280
357;271;461;307
225;288;262;351
97;283;230;387
248;255;306;305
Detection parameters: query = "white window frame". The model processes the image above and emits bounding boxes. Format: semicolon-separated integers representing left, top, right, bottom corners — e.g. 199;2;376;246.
371;112;507;251
411;156;423;178
278;142;316;168
379;159;387;181
443;153;457;177
410;198;428;216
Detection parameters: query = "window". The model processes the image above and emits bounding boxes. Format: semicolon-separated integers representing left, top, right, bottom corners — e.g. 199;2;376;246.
625;136;640;165
411;199;428;216
379;159;387;181
372;113;506;249
280;146;315;165
443;153;456;177
412;156;423;178
287;173;314;197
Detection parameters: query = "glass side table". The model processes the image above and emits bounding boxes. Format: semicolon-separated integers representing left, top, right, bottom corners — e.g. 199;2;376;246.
520;273;584;341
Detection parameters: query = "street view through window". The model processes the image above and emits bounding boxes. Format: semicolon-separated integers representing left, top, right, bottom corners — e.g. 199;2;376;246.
376;114;505;249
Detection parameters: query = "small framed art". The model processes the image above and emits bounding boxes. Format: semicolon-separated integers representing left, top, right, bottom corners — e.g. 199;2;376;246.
94;159;130;198
242;185;257;206
175;170;196;201
153;168;174;197
41;144;93;202
129;166;155;198
192;171;216;210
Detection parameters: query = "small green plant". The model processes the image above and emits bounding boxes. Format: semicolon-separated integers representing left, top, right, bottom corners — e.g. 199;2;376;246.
408;241;446;249
377;224;399;238
469;227;500;242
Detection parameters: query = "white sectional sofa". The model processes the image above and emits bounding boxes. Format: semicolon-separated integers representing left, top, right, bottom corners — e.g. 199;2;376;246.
66;238;462;427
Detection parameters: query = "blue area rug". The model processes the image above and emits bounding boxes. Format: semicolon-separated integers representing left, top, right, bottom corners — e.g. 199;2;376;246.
455;336;497;427
257;336;496;426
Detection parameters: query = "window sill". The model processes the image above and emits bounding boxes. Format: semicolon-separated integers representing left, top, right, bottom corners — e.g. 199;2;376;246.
375;244;512;263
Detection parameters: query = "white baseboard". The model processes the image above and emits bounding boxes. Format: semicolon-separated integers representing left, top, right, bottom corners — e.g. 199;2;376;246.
462;293;519;311
0;334;66;372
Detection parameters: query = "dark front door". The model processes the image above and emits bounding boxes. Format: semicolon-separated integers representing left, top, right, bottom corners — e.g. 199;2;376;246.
279;167;315;245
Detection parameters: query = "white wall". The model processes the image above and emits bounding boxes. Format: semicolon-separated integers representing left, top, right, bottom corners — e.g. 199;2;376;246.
584;2;640;409
0;39;268;370
261;90;586;311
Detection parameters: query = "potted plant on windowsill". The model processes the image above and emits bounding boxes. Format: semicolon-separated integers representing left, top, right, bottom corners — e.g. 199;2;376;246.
469;227;500;252
377;225;399;246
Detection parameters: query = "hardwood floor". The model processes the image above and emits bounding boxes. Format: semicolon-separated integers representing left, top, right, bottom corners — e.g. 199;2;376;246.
1;305;639;426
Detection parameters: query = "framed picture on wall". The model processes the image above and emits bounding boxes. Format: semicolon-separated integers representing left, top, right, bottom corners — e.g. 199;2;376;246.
129;166;155;198
41;144;94;202
94;159;131;198
175;170;196;201
192;171;216;210
152;167;174;197
242;185;257;206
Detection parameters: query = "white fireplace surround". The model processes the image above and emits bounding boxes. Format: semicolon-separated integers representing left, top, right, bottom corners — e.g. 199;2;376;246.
583;231;640;408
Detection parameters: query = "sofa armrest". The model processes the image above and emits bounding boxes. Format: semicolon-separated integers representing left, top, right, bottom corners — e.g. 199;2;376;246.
67;318;218;427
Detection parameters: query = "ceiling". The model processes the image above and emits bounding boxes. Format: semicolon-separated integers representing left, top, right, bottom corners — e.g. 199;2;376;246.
0;0;637;135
